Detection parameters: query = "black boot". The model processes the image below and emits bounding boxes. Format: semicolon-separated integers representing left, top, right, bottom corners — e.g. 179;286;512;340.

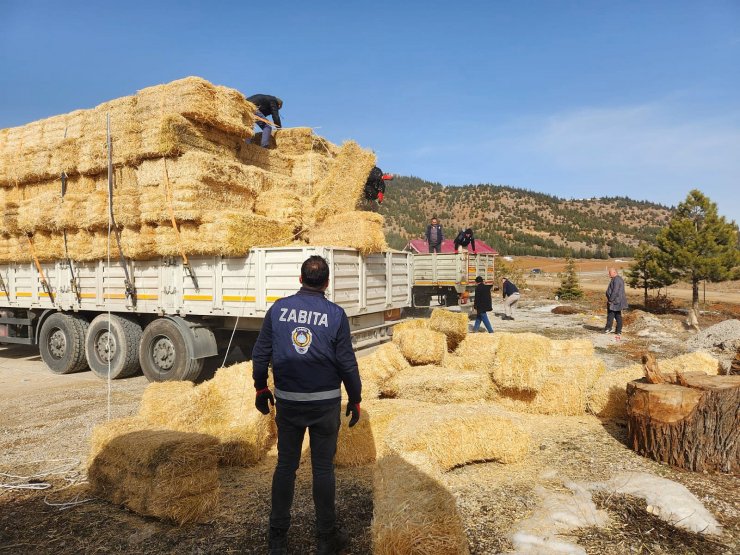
316;527;348;555
268;527;288;555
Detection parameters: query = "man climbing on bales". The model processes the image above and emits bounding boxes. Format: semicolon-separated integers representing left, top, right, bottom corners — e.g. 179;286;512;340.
473;276;494;333
248;93;283;148
605;267;628;340
454;227;476;253
426;216;444;253
502;277;520;320
252;255;362;555
362;166;393;209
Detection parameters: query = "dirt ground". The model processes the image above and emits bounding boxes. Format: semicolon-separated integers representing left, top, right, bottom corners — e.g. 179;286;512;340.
1;283;738;554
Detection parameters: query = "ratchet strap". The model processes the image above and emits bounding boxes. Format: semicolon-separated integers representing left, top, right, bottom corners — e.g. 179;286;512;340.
26;234;54;303
60;169;80;302
162;157;199;290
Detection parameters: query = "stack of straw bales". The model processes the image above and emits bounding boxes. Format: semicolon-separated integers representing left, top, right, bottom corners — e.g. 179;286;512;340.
88;422;220;525
0;78;386;262
586;350;720;420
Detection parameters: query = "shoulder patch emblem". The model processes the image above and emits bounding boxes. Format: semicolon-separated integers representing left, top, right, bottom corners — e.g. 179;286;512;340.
292;327;313;354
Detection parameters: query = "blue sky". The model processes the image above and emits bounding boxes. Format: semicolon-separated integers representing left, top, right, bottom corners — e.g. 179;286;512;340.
2;1;738;221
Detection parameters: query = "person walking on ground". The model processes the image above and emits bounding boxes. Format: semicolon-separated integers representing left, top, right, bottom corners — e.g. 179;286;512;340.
473;276;494;333
252;255;362;555
502;277;520;320
604;267;628;340
454;228;476;253
247;94;283;148
426;217;444;253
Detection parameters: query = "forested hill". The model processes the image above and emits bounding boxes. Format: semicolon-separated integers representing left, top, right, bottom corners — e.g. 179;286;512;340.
378;176;673;258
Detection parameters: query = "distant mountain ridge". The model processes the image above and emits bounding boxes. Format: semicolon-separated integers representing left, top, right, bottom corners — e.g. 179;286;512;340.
378;176;673;258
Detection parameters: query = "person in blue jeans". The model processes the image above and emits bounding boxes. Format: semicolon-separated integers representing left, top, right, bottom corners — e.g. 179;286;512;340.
473;276;494;333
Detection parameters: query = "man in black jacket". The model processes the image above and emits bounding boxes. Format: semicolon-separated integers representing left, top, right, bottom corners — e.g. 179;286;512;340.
248;94;283;148
454;228;476;253
473;276;494;333
363;166;393;208
252;256;361;554
426;217;443;253
502;277;520;320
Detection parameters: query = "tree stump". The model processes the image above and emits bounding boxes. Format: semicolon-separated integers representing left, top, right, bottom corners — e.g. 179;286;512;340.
626;372;740;473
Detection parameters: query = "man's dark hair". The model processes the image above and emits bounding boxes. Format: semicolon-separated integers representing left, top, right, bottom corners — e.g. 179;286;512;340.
475;276;483;283
301;255;330;288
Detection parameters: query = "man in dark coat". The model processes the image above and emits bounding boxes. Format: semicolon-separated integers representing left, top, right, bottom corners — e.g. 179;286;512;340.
473;276;494;333
425;217;443;253
605;267;628;338
247;94;283;148
252;256;361;554
454;228;476;253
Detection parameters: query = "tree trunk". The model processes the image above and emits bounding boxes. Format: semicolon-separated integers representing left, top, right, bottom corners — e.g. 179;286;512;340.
626;373;740;473
643;284;648;307
692;277;700;315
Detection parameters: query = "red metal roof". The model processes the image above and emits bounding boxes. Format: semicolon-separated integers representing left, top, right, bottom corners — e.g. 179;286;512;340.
406;239;499;254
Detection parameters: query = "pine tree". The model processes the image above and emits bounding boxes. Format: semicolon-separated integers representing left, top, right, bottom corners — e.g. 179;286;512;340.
656;190;740;316
626;243;676;306
555;257;583;300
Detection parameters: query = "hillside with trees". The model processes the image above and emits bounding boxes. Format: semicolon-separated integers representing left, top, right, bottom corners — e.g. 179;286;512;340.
379;176;673;257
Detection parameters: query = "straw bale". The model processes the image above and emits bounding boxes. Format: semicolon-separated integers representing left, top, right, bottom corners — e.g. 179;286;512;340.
391;318;428;335
586;351;720;420
289;152;334;189
447;333;501;372
29;231;64;261
87;428;220;524
138;381;196;424
373;452;470;555
272;127;337;156
239;143;295;176
490;332;552;392
310;141;376;223
361;341;409;388
429;308;469;351
392;327;447;366
388;405;531;471
307;211;387;255
388;365;491;404
253;188;304;229
16;191;63;232
496;356;606;416
135;76;256;136
88;416;156;462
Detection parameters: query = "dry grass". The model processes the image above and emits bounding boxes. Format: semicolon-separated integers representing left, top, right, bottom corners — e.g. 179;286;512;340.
447;332;501;372
358;342;410;398
428;308;469;351
308;211;387;255
393;327;448;366
490;332;552;392
387;365;492;404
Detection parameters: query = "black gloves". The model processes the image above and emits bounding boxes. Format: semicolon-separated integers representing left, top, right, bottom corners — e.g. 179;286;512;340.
255;387;275;415
346;403;361;427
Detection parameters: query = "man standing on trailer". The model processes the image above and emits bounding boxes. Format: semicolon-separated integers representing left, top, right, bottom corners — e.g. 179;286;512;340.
252;255;362;555
248;94;283;148
426;216;444;253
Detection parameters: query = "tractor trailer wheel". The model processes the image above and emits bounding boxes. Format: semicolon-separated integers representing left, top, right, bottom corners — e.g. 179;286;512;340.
139;318;204;382
39;313;89;374
85;314;143;379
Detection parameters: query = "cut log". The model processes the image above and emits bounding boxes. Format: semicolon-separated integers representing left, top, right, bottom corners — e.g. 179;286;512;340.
626;373;740;473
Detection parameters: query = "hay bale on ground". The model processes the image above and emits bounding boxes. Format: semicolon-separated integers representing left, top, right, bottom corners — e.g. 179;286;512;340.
428;308;468;351
357;342;409;398
387;365;491;404
447;332;501;372
391;319;428;336
88;426;220;525
393;327;447;366
587;351;720;420
307;211;387;255
137;363;276;466
490;332;552;392
373;452;469;555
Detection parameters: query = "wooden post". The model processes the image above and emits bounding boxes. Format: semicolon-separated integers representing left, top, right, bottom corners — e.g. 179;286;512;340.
626;373;740;473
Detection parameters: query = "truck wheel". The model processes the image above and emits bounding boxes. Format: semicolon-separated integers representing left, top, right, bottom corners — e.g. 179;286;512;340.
139;318;204;382
85;314;143;380
39;313;89;374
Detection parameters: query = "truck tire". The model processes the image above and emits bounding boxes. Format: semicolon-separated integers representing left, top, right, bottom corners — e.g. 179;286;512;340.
85;314;143;380
39;313;89;375
139;318;204;382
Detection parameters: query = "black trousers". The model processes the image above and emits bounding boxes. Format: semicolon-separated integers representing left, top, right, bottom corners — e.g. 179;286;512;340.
429;243;441;253
606;310;623;334
270;400;341;534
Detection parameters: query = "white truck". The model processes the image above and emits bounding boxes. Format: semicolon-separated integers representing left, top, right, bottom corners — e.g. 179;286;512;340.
0;247;412;382
410;252;496;308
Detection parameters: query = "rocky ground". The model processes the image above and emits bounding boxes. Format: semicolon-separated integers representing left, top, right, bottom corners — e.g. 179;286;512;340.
1;288;738;554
